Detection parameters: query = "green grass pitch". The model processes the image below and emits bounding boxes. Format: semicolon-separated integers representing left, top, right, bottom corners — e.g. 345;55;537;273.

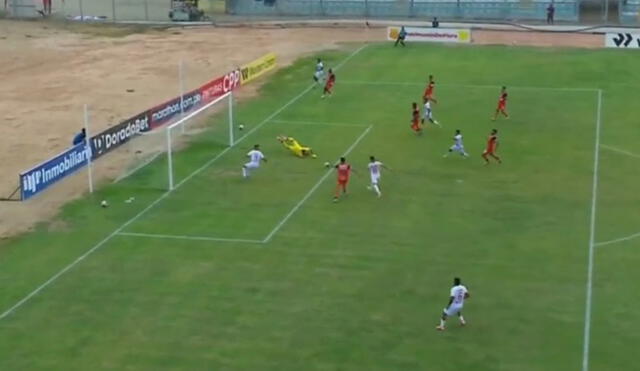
1;42;640;371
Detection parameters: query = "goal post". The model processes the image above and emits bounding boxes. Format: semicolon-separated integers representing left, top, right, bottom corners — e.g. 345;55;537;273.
166;91;235;191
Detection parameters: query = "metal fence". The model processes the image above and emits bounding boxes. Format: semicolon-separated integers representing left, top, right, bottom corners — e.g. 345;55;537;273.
227;0;578;22
620;0;640;23
7;0;638;24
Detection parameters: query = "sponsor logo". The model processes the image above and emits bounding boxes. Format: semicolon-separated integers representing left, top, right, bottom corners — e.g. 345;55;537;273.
200;70;241;103
386;27;471;43
150;90;203;127
605;33;640;48
240;53;277;84
20;143;91;200
91;112;150;159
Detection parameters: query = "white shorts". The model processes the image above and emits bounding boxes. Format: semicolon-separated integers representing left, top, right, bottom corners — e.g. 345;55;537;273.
244;162;260;169
314;71;324;80
423;110;433;120
444;304;463;316
370;174;380;185
450;144;465;153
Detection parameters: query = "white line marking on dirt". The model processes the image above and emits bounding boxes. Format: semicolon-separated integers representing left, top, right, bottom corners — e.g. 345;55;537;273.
600;144;640;159
0;44;369;321
582;89;603;371
262;125;373;243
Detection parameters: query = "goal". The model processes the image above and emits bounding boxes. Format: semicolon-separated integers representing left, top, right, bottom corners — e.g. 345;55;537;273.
110;91;235;191
166;92;235;190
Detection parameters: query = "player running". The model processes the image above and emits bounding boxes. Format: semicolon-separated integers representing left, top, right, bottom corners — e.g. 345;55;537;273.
423;75;438;104
322;69;336;98
277;135;316;158
444;129;469;158
410;102;422;134
313;58;325;85
492;86;509;120
334;157;352;202
436;277;470;331
367;156;390;198
242;144;267;178
422;98;441;127
482;129;502;164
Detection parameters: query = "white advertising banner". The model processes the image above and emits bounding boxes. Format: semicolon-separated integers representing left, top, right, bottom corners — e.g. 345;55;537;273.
605;33;640;49
387;27;471;43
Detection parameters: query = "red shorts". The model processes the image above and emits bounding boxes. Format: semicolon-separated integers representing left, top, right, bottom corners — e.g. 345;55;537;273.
338;178;349;186
424;92;433;100
483;148;496;155
325;82;334;91
411;122;421;132
497;102;506;111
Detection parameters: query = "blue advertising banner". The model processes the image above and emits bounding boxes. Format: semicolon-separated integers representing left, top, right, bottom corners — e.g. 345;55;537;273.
20;143;92;200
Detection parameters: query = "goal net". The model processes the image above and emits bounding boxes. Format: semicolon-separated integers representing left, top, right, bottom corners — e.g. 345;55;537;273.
110;92;234;192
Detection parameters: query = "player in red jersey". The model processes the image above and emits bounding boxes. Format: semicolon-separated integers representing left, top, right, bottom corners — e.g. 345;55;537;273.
492;86;509;120
482;129;502;164
322;69;336;98
410;102;422;134
334;157;352;202
423;75;438;104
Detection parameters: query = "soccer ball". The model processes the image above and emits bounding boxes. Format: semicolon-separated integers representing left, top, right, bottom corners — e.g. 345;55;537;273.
101;200;109;208
311;154;318;159
238;124;244;131
324;162;331;168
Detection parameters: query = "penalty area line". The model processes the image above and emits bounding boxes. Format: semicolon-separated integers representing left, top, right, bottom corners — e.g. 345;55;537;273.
270;119;369;127
599;144;640;159
0;43;369;322
118;232;264;245
341;80;599;92
262;125;373;244
595;231;640;248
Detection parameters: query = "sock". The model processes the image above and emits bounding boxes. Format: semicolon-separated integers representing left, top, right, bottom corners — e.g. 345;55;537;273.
440;319;445;327
242;167;247;178
459;316;465;324
373;184;381;196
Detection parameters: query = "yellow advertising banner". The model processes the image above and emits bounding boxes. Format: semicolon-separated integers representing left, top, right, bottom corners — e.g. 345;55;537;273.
240;53;277;85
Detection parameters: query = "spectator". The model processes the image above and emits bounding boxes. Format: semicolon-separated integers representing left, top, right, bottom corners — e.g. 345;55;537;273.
432;17;440;28
73;128;86;146
394;26;407;47
546;2;555;24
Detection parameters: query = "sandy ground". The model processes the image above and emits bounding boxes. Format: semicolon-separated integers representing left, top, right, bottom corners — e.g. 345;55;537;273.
0;21;602;239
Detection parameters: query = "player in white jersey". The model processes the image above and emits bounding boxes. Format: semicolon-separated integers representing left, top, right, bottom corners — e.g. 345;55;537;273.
313;58;325;85
242;144;267;178
444;129;469;158
436;277;470;331
366;156;390;198
421;98;441;127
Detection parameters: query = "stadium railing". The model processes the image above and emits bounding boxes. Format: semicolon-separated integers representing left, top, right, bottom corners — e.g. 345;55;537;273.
7;0;578;23
226;0;579;22
620;0;640;24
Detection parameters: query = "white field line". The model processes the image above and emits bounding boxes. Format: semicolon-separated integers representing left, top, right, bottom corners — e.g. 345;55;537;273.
595;231;640;247
0;44;369;321
600;144;640;159
262;125;373;243
341;80;599;92
582;89;603;371
118;232;263;245
271;119;368;127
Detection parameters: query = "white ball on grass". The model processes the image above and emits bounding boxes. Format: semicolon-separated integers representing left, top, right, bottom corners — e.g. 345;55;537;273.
238;124;244;131
101;200;109;208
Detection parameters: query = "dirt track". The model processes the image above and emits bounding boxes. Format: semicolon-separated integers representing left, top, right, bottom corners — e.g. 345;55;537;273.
0;21;602;238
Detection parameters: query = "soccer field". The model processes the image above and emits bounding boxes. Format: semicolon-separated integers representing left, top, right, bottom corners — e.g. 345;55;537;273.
1;42;640;371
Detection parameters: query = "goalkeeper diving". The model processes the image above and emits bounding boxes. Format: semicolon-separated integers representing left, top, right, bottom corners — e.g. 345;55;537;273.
277;135;317;158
